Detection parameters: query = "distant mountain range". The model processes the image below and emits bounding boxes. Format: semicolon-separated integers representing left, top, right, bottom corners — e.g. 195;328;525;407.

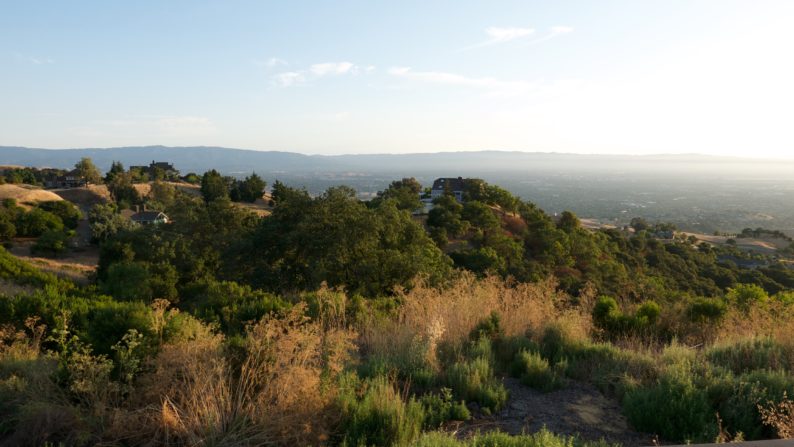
1;145;792;178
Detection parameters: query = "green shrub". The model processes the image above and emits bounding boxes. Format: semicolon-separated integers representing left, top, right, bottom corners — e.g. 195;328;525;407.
419;387;470;429
706;337;794;374
707;369;794;440
32;230;71;257
623;362;717;442
494;335;538;367
511;350;564;392
727;283;769;309
445;356;508;413
469;311;502;341
413;428;618;447
340;376;424;447
15;208;63;237
688;297;727;322
36;201;81;230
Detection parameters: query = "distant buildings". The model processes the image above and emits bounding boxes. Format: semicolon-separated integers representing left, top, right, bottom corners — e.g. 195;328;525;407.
431;177;466;202
45;169;89;188
121;205;170;225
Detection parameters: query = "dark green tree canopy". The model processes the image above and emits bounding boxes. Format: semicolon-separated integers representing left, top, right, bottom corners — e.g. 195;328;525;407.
200;169;229;203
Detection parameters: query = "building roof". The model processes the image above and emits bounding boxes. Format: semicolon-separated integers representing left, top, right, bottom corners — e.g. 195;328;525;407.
431;177;466;191
131;210;168;223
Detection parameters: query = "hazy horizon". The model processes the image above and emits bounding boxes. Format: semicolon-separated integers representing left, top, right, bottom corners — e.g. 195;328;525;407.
3;1;794;159
6;144;794;163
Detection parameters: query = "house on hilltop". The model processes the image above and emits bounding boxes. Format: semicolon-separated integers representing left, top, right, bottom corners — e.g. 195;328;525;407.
431;177;466;202
45;169;88;188
122;205;170;225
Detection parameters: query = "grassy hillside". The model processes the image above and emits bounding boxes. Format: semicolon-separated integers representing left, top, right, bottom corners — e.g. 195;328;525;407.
1;178;793;446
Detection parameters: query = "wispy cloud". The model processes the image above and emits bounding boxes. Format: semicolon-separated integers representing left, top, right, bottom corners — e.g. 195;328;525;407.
21;55;55;64
266;57;288;68
252;57;289;68
272;61;371;87
462;26;535;50
388;67;535;95
524;26;574;45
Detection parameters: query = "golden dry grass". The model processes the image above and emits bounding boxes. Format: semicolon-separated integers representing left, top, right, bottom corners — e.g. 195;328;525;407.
360;273;592;373
116;302;357;446
0;184;63;209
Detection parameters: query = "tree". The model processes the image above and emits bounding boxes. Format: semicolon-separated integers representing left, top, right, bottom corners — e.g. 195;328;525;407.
231;173;266;203
104;161;125;184
74;157;102;184
88;203;137;242
200;169;229;202
557;211;581;233
148;181;177;209
238;185;451;296
32;229;71;257
183;172;201;184
0;213;16;241
107;172;141;208
373;178;422;211
36;201;81;230
630;217;649;232
15;208;64;237
461;201;499;230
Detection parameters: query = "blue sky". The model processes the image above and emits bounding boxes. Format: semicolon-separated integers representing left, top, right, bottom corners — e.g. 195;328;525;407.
2;1;793;157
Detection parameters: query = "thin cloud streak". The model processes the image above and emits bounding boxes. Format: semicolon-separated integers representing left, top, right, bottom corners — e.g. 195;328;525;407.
460;26;535;51
272;61;369;87
388;66;535;95
523;26;573;46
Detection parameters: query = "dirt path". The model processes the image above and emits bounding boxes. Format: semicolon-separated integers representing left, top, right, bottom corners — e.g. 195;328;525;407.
459;378;658;446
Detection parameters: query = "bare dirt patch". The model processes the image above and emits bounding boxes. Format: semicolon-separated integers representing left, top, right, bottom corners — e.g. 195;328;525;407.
458;378;658;447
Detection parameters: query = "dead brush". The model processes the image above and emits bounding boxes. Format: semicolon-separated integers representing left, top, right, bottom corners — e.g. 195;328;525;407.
758;392;794;439
396;273;575;352
121;302;356;446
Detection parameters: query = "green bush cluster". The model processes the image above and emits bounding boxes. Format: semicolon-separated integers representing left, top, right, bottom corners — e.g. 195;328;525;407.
510;350;565;392
592;296;660;336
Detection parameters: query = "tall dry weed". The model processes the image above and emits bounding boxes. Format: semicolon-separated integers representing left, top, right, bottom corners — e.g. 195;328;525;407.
717;302;794;346
360;274;591;373
122;301;356;446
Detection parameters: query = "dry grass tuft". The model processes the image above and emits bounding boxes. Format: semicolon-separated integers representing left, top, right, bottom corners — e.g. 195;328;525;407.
120;302;357;446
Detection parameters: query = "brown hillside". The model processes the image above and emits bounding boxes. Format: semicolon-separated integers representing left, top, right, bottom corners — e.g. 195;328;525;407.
0;184;63;209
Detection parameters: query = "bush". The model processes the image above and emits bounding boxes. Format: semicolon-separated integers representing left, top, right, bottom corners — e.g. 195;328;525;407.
340;376;425;447
703;369;794;440
511;350;564;392
414;428;619;447
15;208;63;237
623;362;717;442
445;356;508;413
707;337;794;374
469;311;502;341
419;387;470;429
36;201;81;230
688;297;727;323
31;230;71;257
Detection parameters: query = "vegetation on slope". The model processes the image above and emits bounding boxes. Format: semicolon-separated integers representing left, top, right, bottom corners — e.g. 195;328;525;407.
1;174;794;446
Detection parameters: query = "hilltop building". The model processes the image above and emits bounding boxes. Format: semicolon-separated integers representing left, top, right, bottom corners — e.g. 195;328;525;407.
431;177;466;202
121;205;170;225
45;169;89;188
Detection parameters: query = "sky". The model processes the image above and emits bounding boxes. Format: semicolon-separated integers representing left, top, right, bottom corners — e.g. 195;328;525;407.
2;0;794;158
